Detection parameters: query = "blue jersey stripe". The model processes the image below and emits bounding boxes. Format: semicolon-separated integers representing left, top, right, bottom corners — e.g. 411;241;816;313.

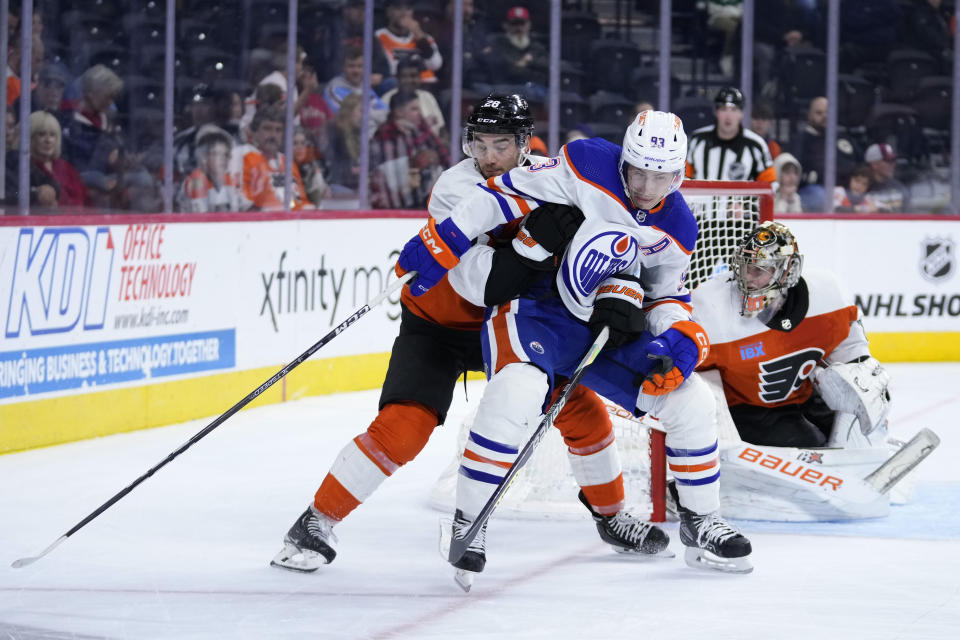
468;430;519;454
666;440;719;458
675;470;721;486
459;465;504;485
501;171;545;207
478;184;516;222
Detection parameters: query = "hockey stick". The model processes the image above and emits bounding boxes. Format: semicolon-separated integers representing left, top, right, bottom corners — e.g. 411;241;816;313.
447;326;609;565
11;271;415;569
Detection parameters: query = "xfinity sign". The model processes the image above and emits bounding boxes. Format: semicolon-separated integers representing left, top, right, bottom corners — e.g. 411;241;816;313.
5;227;115;337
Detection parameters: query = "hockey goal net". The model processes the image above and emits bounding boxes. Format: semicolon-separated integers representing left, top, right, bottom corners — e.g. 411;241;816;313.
428;181;774;523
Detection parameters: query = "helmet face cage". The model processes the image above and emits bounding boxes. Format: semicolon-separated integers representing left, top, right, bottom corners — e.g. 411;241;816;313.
619;110;687;206
462;93;534;165
732;222;803;317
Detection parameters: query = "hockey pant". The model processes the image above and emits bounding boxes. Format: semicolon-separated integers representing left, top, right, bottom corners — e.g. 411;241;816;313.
456;299;625;519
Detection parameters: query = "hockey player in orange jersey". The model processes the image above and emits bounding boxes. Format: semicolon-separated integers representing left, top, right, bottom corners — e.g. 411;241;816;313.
231;106;309;211
271;94;669;573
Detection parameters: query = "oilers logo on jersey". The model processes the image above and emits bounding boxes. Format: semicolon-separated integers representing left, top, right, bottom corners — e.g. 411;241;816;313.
568;231;639;298
758;347;825;403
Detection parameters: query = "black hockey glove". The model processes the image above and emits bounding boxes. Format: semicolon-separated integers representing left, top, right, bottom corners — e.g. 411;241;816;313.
588;274;646;349
522;203;585;255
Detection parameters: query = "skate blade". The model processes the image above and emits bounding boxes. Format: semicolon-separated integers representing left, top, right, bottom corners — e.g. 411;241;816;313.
270;543;326;573
613;546;676;559
454;568;475;592
683;546;753;574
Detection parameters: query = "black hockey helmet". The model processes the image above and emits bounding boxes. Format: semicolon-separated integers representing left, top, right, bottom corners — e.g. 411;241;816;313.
714;86;744;109
462;93;534;165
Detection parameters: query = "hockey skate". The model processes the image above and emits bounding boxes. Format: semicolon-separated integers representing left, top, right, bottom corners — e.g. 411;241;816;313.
270;505;338;573
669;482;753;574
441;509;487;592
578;491;673;557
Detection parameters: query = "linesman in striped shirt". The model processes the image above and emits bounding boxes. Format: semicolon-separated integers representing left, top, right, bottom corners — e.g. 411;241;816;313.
685;87;776;184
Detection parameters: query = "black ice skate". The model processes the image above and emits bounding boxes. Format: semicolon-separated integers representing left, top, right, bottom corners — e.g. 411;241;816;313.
669;481;753;574
270;505;338;573
449;509;487;592
578;491;673;557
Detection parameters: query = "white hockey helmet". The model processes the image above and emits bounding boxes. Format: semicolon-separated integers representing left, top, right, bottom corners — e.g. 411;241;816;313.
733;221;804;317
619;110;687;207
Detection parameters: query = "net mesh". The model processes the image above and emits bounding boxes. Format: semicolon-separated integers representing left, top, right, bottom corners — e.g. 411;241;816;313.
684;190;765;289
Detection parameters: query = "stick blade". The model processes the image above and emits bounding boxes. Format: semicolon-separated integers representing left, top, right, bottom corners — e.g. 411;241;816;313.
10;536;67;569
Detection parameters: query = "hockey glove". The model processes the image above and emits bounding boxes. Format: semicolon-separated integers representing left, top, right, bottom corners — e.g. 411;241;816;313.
637;321;709;395
589;275;646;349
512;203;585;270
396;217;472;296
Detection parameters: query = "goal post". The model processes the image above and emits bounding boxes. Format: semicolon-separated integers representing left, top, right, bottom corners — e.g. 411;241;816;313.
428;181;775;524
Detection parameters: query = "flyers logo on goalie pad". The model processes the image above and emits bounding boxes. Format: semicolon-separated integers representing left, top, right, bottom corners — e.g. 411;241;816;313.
758;348;825;404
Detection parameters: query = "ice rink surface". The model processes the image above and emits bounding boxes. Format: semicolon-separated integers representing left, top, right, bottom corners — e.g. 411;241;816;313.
1;363;958;640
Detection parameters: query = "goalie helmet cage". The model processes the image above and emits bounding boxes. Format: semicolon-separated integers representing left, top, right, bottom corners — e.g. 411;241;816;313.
427;181;774;523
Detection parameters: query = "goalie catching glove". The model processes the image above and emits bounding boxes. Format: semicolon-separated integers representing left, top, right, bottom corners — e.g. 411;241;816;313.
589;274;646;349
512;203;585;270
812;356;891;435
396;217;472;296
637;321;709;395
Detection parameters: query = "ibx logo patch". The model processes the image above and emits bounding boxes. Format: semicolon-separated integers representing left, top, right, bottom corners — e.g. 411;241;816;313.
919;236;954;283
569;231;639;298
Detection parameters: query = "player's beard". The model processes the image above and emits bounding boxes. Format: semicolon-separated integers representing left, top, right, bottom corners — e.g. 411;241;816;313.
507;32;530;49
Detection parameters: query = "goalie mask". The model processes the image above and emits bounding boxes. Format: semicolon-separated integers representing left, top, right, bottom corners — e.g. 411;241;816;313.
619;110;687;211
733;221;803;317
462;93;534;178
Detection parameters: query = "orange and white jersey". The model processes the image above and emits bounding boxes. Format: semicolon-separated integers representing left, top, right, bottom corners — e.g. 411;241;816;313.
445;138;698;330
180;168;240;213
374;28;442;83
230;144;308;211
692;268;870;408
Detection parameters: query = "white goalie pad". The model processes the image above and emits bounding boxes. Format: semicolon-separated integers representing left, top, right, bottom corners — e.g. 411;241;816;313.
812;357;891;435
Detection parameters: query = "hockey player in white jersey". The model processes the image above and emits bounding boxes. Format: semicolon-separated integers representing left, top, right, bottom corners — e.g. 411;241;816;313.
691;221;936;521
272;95;667;575
397;110;754;582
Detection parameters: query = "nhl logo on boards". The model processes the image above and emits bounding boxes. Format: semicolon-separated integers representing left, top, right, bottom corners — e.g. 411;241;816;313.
919;237;955;283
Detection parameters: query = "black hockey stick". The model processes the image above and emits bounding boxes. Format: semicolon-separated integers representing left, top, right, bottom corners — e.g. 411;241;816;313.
447;326;609;565
11;271;415;569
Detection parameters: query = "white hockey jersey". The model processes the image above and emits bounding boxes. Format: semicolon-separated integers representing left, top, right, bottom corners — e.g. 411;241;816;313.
445;138;699;331
692;268;870;408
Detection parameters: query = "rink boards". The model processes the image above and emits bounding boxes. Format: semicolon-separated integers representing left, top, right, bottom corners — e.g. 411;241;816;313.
1;211;958;453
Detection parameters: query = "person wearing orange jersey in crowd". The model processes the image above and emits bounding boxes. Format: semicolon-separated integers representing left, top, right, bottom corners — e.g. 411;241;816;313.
230;106;308;211
271;94;669;575
375;0;443;85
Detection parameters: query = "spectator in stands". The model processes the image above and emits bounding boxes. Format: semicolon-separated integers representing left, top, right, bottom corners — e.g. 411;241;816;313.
27;111;92;209
173;84;221;182
179;127;239;213
904;0;955;70
749;102;781;158
864;143;910;213
32;63;70;126
241;45;311;133
213;87;244;144
380;56;446;137
62;64;125;201
706;1;743;77
322;46;389;126
754;0;823;97
298;60;335;152
486;6;548;97
241;83;285;141
773;152;803;213
369;90;449;209
685;87;776;183
231;106;308;211
376;0;443;85
791;96;858;211
293;126;330;208
323;93;364;195
308;0;389;87
6;106;17;149
833;164;878;213
435;0;491;88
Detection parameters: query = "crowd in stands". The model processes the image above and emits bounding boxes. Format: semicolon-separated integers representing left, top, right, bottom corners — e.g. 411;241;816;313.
1;0;956;214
